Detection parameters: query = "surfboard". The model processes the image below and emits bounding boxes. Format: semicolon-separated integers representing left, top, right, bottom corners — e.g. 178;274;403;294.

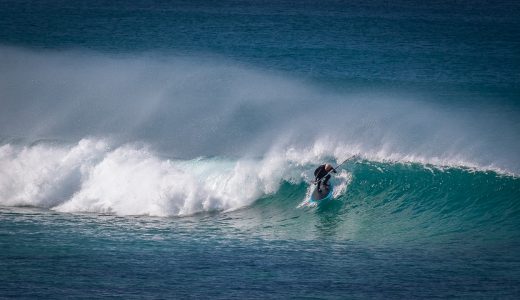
309;182;334;204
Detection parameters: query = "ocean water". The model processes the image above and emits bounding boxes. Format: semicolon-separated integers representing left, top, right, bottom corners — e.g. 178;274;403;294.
1;0;520;298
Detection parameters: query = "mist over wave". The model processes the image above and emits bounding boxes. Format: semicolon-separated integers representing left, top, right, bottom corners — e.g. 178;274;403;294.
1;46;519;173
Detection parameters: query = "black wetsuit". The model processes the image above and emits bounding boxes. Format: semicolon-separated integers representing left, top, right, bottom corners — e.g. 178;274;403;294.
314;164;336;192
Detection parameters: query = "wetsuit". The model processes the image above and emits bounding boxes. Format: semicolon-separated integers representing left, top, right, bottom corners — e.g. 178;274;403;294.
314;164;336;192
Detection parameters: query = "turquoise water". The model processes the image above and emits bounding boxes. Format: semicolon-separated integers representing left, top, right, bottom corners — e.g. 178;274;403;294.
1;0;520;298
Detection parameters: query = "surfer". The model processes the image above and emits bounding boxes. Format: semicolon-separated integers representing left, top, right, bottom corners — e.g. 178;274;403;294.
314;163;337;193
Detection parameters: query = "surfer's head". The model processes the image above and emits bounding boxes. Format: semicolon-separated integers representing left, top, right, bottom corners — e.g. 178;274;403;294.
325;164;333;171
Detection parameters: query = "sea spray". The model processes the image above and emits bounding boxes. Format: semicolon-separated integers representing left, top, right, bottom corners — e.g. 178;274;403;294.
1;46;519;172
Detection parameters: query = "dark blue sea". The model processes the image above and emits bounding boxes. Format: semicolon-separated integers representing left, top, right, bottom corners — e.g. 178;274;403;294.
1;0;520;298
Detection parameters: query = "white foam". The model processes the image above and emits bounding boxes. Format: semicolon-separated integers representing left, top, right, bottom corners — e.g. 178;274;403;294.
0;139;107;208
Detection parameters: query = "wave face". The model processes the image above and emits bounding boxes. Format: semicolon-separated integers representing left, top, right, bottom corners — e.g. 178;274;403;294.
335;161;520;243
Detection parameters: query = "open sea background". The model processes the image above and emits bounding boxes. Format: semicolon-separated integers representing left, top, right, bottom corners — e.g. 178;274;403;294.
1;0;520;298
